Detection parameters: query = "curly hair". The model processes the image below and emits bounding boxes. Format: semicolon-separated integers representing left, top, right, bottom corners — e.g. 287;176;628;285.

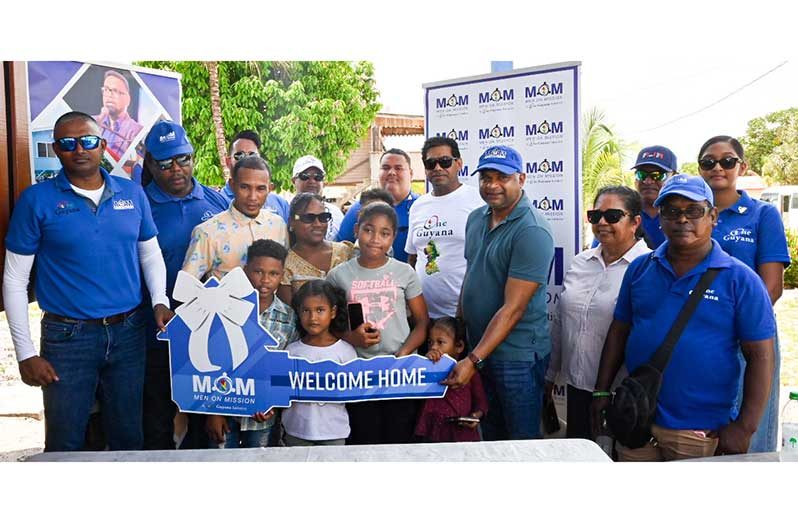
291;279;349;338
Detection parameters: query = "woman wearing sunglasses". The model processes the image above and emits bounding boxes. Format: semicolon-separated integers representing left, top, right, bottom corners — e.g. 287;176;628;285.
697;135;790;454
277;192;354;305
545;186;650;449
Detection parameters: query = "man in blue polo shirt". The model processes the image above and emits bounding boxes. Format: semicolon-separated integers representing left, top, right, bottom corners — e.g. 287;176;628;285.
220;130;291;223
444;145;554;441
336;148;419;263
633;145;677;249
141;120;229;449
2;111;170;452
592;174;775;460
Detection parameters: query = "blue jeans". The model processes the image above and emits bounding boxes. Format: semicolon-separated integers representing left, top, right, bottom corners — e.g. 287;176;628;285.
220;418;273;448
735;329;780;453
479;353;549;441
41;308;146;452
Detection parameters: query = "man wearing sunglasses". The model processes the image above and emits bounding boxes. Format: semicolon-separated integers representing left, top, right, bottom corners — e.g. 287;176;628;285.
220;130;290;224
592;174;775;460
93;70;143;161
633;145;678;249
337;148;419;263
444;145;555;442
291;155;344;241
3;111;170;452
141;120;229;449
405;136;483;319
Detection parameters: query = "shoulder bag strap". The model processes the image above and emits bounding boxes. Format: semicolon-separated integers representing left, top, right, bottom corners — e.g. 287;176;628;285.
648;268;720;371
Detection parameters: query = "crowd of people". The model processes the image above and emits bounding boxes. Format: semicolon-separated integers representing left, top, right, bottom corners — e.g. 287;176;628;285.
2;110;789;461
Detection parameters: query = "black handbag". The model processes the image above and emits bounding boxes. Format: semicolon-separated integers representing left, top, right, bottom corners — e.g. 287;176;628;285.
605;267;720;449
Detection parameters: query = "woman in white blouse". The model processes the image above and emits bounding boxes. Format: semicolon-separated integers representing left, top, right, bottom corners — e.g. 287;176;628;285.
546;185;651;440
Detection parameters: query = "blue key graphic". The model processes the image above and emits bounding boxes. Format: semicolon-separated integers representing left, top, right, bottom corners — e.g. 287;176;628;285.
158;269;454;416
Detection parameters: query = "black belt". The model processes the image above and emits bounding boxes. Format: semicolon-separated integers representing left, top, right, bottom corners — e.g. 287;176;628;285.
43;307;138;326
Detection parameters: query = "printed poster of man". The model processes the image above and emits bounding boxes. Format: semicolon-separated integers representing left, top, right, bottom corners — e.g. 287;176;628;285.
27;61;181;183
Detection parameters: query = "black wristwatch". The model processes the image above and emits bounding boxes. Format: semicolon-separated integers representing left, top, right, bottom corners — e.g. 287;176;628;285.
467;352;484;369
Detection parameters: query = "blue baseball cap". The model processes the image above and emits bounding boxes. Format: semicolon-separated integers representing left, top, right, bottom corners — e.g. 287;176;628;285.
654;174;714;207
145;120;194;161
474;145;523;175
632;145;677;173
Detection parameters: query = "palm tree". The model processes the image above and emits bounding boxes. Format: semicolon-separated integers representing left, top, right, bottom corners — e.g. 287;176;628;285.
581;107;630;210
205;61;229;181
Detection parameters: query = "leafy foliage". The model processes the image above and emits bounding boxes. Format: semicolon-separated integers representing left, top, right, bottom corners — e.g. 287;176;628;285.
581;107;633;209
785;228;798;289
740;108;798;184
135;61;381;189
679;162;699;175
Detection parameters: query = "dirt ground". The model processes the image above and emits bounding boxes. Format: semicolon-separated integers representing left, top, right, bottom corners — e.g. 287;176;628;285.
2;291;798;460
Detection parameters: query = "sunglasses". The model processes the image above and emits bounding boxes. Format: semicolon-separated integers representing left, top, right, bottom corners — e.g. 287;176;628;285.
156;154;192;171
55;135;102;152
698;157;742;170
233;150;259;161
587;209;630;224
635;169;668;182
294;212;332;224
296;172;325;182
423;156;458;170
660;205;711;221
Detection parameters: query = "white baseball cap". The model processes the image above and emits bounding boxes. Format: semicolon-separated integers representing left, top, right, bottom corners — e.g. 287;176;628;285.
292;155;326;177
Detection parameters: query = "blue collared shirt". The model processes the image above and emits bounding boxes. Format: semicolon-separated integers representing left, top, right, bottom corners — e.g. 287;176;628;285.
6;168;158;319
640;211;666;248
336;192;419;263
145;178;229;298
614;239;776;430
461;193;555;361
220;182;290;224
712;190;790;271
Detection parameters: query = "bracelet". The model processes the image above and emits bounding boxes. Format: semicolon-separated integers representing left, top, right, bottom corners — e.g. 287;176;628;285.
592;391;611;398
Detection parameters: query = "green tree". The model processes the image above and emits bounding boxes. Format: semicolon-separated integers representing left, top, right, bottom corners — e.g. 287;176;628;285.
679;162;699;175
581;107;632;210
135;61;381;189
740;107;798;177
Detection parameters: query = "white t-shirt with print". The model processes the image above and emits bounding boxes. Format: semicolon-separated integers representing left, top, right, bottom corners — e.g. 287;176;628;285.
281;339;358;441
404;184;484;318
325;203;344;242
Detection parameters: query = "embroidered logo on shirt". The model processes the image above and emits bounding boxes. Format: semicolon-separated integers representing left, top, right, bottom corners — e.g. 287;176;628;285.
113;199;135;210
201;210;215;221
723;227;755;244
55;200;79;216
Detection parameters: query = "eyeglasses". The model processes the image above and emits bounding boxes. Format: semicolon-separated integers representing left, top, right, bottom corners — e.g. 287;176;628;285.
698;157;742;170
156;154;192;171
294;212;332;224
660;205;712;221
232;150;259;161
587;209;630;224
635;169;668;182
296;172;325;182
54;135;102;152
101;86;128;97
423;156;458;170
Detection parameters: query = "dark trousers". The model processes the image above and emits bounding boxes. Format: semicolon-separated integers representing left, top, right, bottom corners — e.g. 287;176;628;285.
565;385;593;439
142;344;177;450
346;399;419;445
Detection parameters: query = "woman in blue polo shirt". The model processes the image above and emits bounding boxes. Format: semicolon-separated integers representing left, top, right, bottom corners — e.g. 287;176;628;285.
698;135;791;454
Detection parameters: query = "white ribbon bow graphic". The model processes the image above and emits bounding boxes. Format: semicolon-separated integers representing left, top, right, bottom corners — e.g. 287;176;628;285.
172;268;255;373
